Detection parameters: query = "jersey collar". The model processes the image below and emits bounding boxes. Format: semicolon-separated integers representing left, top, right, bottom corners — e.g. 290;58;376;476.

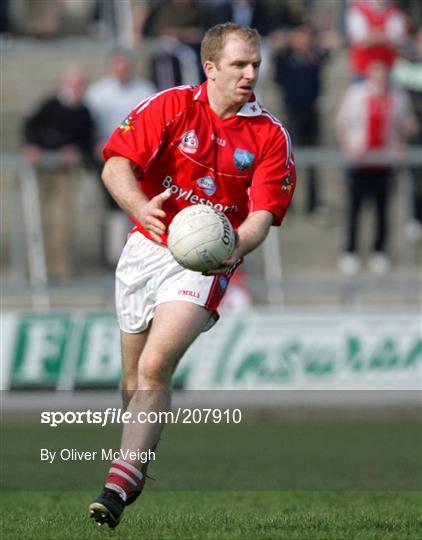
194;82;262;117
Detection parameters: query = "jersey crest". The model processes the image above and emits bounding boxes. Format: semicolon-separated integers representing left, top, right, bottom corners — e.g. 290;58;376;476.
179;130;199;154
234;148;255;171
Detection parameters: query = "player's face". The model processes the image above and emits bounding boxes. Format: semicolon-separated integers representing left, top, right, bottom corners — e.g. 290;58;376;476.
207;35;261;109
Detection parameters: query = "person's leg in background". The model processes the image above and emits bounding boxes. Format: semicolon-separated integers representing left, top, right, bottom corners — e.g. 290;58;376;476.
369;169;393;275
303;104;322;215
38;167;73;280
286;105;322;215
405;167;422;241
338;168;366;275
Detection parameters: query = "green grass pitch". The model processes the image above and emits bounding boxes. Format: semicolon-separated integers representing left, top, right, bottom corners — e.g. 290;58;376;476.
1;413;421;539
1;490;421;539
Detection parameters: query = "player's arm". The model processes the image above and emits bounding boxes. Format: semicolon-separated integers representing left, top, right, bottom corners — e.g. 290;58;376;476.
207;125;296;275
232;210;273;259
102;155;170;242
101;89;193;242
206;210;273;275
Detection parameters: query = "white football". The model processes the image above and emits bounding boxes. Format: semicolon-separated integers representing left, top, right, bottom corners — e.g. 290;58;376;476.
168;205;236;272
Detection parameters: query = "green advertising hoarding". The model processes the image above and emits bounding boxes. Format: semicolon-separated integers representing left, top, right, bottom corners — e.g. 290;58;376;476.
1;310;421;390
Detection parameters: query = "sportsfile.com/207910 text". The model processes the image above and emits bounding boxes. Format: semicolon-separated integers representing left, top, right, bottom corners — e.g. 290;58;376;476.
40;408;242;427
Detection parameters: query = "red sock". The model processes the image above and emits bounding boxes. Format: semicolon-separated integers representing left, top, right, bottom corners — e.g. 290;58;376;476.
105;460;143;501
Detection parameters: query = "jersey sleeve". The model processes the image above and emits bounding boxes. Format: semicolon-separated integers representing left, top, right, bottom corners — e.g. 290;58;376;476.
249;126;296;226
102;88;189;171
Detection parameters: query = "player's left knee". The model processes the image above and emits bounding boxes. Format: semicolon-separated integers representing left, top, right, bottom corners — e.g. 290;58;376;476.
138;356;172;389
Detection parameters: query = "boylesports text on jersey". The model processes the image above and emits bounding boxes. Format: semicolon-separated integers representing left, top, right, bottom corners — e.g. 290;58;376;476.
162;175;238;213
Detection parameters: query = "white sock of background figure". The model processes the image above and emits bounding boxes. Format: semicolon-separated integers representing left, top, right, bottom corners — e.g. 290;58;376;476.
106;210;131;266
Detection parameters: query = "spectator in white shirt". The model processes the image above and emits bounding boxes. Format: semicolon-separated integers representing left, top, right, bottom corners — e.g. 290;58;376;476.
336;59;416;275
86;49;156;268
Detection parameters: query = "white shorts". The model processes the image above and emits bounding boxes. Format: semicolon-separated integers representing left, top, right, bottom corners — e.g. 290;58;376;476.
115;231;231;333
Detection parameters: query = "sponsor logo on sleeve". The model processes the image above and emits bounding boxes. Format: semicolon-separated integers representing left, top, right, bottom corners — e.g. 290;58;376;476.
197;176;216;196
118;116;135;133
234;148;255;171
179;130;199;154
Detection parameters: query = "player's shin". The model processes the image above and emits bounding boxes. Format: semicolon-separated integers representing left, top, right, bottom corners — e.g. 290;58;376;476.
109;388;169;502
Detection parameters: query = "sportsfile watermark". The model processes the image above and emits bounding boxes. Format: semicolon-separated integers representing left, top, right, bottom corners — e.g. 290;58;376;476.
40;407;242;428
3;391;421;492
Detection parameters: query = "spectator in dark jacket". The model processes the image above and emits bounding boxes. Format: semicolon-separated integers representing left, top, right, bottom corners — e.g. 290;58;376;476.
22;65;96;280
23;65;95;167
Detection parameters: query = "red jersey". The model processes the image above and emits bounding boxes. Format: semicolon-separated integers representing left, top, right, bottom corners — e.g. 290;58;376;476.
103;82;296;244
348;1;406;75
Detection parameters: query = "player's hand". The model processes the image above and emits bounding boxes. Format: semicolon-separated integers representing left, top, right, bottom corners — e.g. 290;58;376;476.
203;231;241;275
138;188;171;243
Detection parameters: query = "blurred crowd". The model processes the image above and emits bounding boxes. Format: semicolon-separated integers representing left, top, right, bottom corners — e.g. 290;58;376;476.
11;0;422;292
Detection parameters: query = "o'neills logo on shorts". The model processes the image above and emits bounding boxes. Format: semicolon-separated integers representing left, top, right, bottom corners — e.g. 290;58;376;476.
178;289;200;299
179;130;198;154
162;176;238;213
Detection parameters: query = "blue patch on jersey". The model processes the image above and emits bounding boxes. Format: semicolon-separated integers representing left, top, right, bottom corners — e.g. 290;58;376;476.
197;176;216;196
218;276;228;293
234;148;255;171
